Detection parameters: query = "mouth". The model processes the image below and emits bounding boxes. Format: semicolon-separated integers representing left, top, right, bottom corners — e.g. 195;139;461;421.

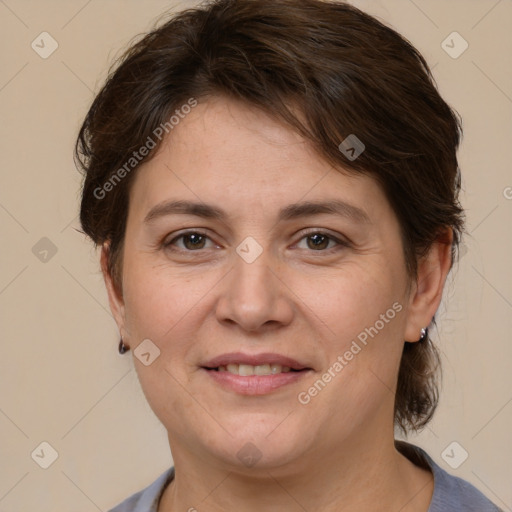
201;351;313;374
200;352;313;395
203;363;307;376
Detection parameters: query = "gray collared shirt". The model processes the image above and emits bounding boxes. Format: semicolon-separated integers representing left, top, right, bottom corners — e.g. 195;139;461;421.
108;442;502;511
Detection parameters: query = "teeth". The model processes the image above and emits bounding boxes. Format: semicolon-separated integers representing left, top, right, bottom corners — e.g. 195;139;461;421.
254;364;271;375
226;363;241;374
238;364;254;376
217;363;293;375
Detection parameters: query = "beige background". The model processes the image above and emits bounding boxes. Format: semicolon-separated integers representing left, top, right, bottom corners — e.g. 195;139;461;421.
0;0;511;510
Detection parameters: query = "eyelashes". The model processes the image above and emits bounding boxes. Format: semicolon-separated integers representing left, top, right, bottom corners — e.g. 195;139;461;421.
295;231;349;251
162;229;350;254
165;231;213;251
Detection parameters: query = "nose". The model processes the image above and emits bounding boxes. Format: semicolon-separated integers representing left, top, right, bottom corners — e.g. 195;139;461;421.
215;248;294;334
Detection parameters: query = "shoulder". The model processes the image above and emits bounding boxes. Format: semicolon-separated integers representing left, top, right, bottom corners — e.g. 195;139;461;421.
396;441;502;512
429;462;502;512
108;467;175;512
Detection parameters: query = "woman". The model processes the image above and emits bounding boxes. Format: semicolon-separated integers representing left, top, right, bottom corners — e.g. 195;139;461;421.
76;0;502;510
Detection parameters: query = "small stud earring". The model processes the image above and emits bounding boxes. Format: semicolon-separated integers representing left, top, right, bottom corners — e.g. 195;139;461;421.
118;338;130;354
419;327;428;341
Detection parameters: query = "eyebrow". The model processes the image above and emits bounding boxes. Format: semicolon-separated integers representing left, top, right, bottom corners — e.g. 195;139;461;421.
143;199;371;225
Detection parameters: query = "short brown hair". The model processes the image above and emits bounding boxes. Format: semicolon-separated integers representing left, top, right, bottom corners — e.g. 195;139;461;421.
76;0;464;434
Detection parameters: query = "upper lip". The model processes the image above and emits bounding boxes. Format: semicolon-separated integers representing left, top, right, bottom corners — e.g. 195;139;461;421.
202;352;312;370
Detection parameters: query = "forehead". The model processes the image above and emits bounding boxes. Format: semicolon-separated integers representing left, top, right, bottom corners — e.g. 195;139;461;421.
128;96;390;223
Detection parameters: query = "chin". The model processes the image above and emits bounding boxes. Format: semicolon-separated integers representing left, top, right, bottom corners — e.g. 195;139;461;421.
207;420;310;471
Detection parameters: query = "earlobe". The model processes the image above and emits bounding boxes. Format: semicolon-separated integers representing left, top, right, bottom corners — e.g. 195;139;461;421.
404;229;454;342
100;242;127;337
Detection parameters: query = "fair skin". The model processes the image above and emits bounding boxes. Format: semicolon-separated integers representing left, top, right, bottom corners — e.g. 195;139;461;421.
102;96;453;511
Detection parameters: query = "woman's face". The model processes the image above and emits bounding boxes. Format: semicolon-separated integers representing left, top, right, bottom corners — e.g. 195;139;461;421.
106;96;425;473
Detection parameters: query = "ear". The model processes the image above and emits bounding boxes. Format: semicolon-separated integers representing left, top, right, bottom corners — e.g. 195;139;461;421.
404;228;454;342
100;242;127;339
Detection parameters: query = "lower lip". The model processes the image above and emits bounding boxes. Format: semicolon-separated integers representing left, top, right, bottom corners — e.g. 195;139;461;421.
202;368;311;395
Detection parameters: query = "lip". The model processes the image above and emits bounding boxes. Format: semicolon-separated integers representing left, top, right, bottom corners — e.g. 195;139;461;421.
202;352;311;371
200;352;313;396
201;367;313;395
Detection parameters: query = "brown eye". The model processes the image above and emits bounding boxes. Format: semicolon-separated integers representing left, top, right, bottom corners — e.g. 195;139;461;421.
182;233;206;250
306;233;330;250
165;231;213;251
296;231;347;252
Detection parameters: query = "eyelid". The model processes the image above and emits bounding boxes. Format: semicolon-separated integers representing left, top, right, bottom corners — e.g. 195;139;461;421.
162;228;350;253
163;229;218;249
293;228;351;250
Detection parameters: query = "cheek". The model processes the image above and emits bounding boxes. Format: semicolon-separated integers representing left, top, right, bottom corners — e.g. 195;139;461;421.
301;264;406;401
133;361;198;446
121;255;212;341
299;262;403;341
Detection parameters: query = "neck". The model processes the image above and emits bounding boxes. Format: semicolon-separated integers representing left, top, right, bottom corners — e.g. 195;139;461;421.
158;430;433;512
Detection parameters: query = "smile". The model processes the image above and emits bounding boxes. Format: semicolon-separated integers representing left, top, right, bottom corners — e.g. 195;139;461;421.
214;363;297;375
201;366;312;395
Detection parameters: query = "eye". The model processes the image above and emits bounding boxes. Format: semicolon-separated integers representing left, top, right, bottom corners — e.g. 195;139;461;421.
164;231;217;251
162;229;348;253
295;231;348;252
